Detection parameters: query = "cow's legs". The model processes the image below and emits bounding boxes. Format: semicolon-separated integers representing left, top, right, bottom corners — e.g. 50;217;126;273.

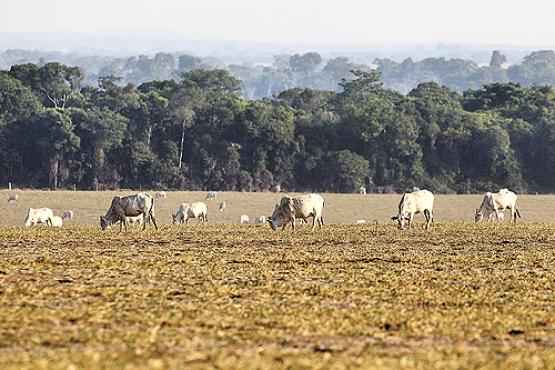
292;217;296;231
424;210;432;230
408;213;414;229
150;211;158;230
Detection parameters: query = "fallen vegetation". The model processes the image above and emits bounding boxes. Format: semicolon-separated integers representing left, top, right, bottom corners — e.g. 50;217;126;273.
0;223;554;369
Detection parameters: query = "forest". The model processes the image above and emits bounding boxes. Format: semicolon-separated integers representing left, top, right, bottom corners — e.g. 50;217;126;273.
3;49;555;98
1;61;555;193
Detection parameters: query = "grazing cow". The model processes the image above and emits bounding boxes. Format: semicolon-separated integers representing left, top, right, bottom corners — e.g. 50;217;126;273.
392;189;434;230
475;189;521;224
49;216;63;228
359;186;367;195
268;193;325;231
100;193;158;231
255;216;267;224
240;215;250;224
24;208;54;227
62;210;74;221
155;191;167;199
172;202;208;224
219;201;226;212
206;191;217;200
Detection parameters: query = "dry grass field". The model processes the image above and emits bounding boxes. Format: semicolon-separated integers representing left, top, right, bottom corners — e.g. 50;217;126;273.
1;191;555;369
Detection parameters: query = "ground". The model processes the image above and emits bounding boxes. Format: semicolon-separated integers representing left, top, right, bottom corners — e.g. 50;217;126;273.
0;192;554;369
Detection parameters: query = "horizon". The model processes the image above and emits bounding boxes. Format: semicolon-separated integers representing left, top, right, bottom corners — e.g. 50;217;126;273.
2;0;555;55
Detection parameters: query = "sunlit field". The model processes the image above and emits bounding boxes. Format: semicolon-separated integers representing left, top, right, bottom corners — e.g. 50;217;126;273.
1;191;555;369
2;190;555;226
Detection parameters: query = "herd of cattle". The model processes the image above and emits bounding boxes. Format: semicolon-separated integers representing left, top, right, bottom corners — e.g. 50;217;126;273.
21;188;522;231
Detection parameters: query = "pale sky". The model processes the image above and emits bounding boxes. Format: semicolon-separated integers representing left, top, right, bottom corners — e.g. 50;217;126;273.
4;0;555;47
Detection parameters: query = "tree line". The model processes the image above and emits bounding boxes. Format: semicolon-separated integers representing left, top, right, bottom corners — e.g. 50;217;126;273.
4;49;555;99
1;62;555;193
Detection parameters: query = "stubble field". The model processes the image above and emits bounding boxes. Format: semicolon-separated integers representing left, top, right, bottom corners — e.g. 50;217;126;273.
0;191;555;369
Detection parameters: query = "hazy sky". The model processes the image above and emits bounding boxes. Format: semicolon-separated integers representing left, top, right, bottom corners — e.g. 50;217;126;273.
4;0;555;47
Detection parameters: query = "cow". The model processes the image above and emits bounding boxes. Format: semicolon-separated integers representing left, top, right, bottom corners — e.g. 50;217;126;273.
62;210;74;221
206;191;217;200
49;216;63;228
126;215;144;226
267;193;325;231
24;208;54;227
240;215;250;224
255;216;267;224
172;202;208;224
392;189;434;230
100;193;158;231
219;201;226;212
475;189;521;224
359;186;367;195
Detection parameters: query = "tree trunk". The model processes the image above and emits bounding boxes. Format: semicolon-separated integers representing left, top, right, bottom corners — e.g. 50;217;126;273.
94;143;105;187
178;120;185;169
49;158;59;190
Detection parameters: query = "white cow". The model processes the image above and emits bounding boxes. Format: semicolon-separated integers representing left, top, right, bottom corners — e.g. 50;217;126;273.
125;215;144;226
155;191;167;199
24;208;54;227
268;193;325;231
240;215;250;224
62;210;74;221
206;191;217;200
392;189;434;230
359;186;367;195
475;189;521;224
255;216;267;224
172;202;208;224
49;216;63;228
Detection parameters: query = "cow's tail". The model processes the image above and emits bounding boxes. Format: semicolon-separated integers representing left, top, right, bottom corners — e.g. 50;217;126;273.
321;199;325;225
398;193;406;212
149;196;158;230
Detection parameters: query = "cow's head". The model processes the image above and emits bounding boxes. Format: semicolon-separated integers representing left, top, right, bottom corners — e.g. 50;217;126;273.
474;209;484;223
100;216;110;230
267;204;287;231
392;214;409;229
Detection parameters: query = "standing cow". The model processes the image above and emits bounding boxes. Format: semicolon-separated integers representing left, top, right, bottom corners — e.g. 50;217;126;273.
172;202;208;224
100;193;158;231
392;189;434;230
267;193;325;231
475;189;521;224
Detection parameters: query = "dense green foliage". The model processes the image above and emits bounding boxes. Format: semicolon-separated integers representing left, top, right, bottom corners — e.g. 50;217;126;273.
2;62;555;193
